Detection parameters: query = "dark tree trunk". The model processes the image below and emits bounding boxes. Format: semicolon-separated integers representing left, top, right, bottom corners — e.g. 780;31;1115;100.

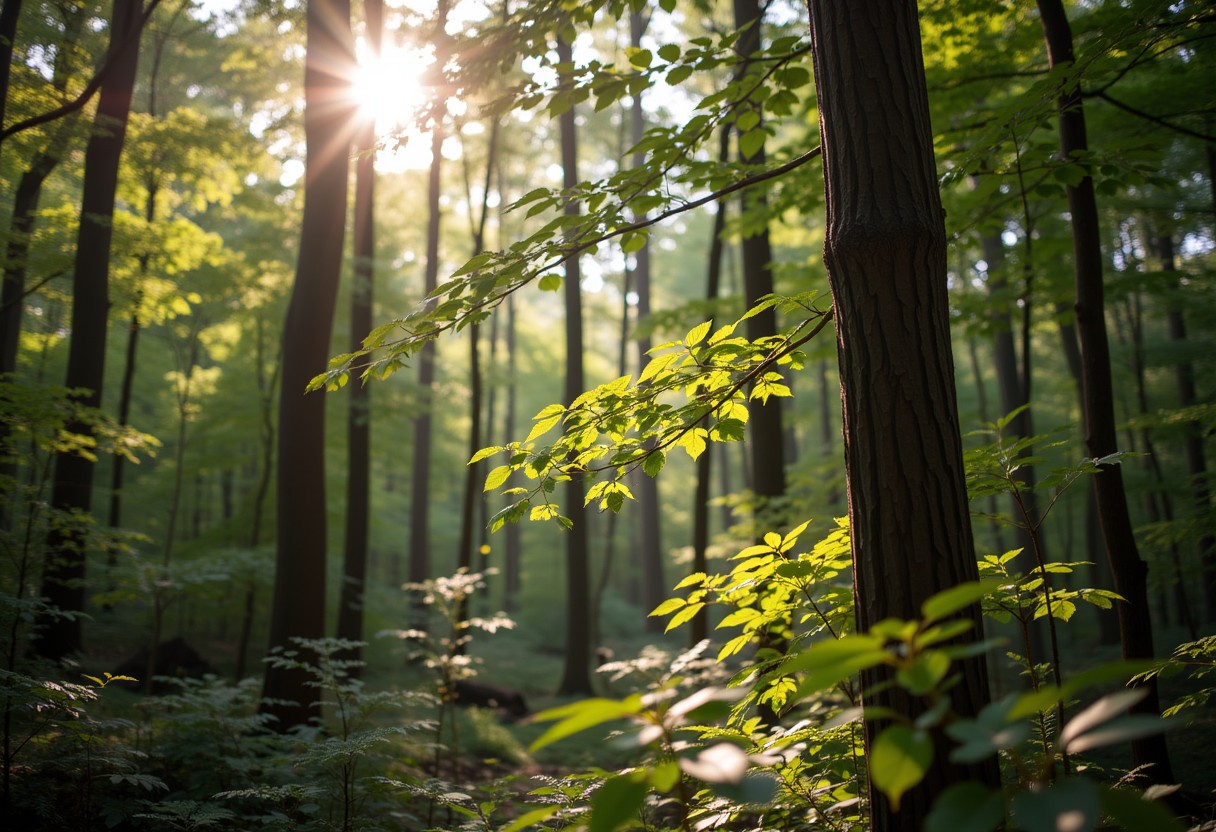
108;305;141;530
261;0;353;729
807;2;1001;824
1035;0;1175;783
628;10;665;632
555;35;592;697
407;79;445;626
733;0;785;525
690;127;731;646
336;0;382;674
34;0;142;661
1157;233;1215;622
503;294;521;610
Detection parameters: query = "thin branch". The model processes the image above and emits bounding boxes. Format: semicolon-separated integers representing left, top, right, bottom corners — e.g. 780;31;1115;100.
1089;91;1216;142
929;68;1049;93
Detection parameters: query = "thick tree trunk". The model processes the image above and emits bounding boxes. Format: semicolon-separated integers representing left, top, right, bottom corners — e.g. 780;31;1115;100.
555;35;592;697
336;0;382;674
1034;0;1175;783
808;2;1001;824
261;0;353;729
34;0;142;660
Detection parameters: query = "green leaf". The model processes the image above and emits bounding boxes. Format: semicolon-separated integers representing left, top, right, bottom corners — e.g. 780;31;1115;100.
871;725;933;811
665;602;705;633
625;47;652;69
643;450;665;477
590;774;648;832
468;445;502;465
657;44;680;63
739;128;766;159
538;273;562;291
924;782;1005;832
529;696;643;750
501;806;562;832
921;581;994;624
896;650;951;696
484;465;511;492
650;597;686;617
685;320;712;347
621;230;647;253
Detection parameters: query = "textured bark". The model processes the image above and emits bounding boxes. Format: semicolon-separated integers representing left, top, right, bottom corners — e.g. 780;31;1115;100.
555;35;592;696
808;2;1001;824
733;0;786;524
1035;0;1174;782
336;0;382;674
34;0;142;660
261;0;353;728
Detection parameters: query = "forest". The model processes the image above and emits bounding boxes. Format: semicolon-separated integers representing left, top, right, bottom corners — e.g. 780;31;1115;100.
1;0;1214;828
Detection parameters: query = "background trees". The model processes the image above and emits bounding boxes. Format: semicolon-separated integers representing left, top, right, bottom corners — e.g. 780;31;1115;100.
0;0;1213;825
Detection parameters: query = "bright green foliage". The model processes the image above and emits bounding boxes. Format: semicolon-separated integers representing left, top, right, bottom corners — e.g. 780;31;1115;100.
465;297;830;532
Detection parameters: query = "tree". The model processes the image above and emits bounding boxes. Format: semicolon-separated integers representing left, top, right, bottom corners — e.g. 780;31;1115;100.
336;0;383;673
555;32;592;697
1033;0;1176;783
34;0;143;660
261;0;354;729
807;1;1001;823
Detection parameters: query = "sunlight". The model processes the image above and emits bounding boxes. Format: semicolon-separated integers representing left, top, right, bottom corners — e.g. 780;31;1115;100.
351;37;437;171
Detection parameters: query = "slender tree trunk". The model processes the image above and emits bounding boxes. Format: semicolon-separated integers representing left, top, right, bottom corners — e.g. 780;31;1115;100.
34;0;142;660
1035;0;1175;783
503;294;521;610
555;35;592;697
407;18;446;622
808;3;1001;824
627;10;665;632
1157;232;1215;622
690;126;730;646
261;0;353;729
733;0;786;528
335;0;382;674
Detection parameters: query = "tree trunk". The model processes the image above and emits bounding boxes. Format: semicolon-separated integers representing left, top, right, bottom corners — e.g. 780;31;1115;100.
407;75;445;627
503;294;521;610
261;0;353;729
807;3;1001;824
336;0;382;675
555;34;592;697
690;127;731;646
1034;0;1175;783
627;10;665;632
733;0;786;527
1157;232;1215;622
34;0;142;660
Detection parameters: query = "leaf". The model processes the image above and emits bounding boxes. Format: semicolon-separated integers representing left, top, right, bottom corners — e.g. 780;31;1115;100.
590;774;648;832
685;320;712;347
657;43;680;62
650;597;686;617
921;581;995;624
871;725;933;811
665;602;705;633
468;446;502;465
527;414;562;442
643;450;665;478
739;128;766;159
924;782;1005;832
529;696;643;750
483;465;511;492
1065;715;1170;755
538;273;562;291
1059;689;1147;749
897;650;951;696
679;743;749;784
501;806;563;832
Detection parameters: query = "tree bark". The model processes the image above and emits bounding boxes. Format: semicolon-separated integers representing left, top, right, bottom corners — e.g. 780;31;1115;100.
808;2;1001;824
555;34;592;697
261;0;353;729
34;0;142;660
1034;0;1175;783
336;0;382;675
